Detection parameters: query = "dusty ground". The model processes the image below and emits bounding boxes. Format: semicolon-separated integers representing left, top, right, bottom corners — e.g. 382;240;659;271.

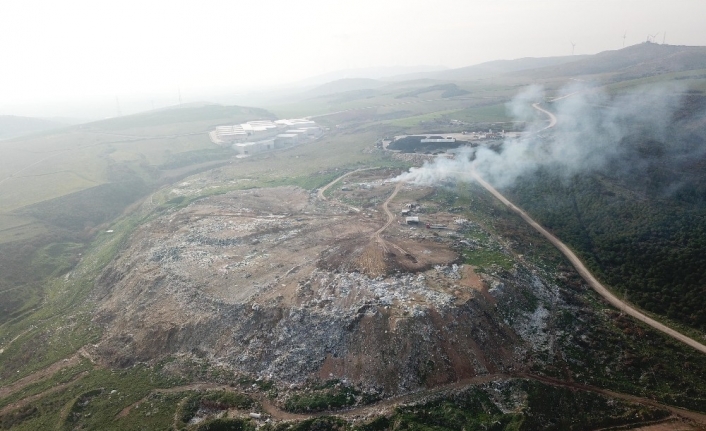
90;169;534;393
81;168;600;407
100;170;464;311
0;354;82;399
2;168;705;430
624;420;700;431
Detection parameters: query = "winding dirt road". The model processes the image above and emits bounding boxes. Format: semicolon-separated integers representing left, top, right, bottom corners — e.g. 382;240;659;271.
317;167;377;202
470;102;706;355
0;354;83;400
531;102;557;130
317;167;380;213
2;159;706;428
377;182;401;235
374;182;402;251
523;373;706;426
319;169;409;256
111;372;706;426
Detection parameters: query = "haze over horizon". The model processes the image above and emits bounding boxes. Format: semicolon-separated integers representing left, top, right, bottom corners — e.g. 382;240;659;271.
3;0;706;118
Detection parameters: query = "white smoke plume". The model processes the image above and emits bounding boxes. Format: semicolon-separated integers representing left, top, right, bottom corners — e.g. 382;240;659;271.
394;82;686;189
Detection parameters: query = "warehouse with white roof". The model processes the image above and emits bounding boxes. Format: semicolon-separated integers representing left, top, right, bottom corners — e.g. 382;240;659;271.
211;118;322;152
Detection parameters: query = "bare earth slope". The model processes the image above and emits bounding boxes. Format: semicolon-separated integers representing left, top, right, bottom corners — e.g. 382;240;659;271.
89;173;566;396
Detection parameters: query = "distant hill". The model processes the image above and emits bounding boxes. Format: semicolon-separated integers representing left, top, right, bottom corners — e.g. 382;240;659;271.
148;101;221;112
302;45;706;98
303;78;387;98
0;115;70;140
292;65;448;88
86;103;276;132
396;83;470;98
387;55;587;82
518;43;706;80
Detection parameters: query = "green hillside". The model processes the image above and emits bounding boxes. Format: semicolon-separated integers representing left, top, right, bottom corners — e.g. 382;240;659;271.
508;94;706;331
3;44;706;431
0;103;275;325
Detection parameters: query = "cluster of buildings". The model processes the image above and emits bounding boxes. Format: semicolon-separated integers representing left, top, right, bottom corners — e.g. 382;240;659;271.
402;202;422;225
461;129;505;140
420;136;456;143
209;119;323;156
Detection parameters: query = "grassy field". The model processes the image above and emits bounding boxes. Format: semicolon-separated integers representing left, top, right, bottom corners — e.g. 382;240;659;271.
0;105;267;212
601;68;706;93
449;102;514;123
377;109;460;127
0;215;48;245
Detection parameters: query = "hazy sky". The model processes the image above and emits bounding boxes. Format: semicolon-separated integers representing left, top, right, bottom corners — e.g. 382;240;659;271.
2;0;705;115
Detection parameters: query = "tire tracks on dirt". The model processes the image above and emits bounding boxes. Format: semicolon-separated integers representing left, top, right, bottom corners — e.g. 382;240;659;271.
317;167;378;205
0;371;89;416
0;354;83;400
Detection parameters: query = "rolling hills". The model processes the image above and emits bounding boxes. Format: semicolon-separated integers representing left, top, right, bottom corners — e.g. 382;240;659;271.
0;116;73;140
2;43;706;430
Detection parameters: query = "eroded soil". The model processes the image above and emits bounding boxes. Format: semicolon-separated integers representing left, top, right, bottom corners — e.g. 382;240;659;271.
90;170;538;394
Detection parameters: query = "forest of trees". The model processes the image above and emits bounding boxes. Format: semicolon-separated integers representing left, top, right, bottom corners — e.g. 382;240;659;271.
508;96;706;331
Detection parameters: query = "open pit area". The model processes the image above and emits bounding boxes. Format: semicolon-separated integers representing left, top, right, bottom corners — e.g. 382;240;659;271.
89;168;551;395
100;169;464;306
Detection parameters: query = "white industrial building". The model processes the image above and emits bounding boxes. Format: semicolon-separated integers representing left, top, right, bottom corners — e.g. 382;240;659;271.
247;120;277;131
406;216;420;224
233;139;275;155
420;136;456;143
275;119;317;128
215;125;248;142
215;121;276;142
211;118;321;152
286;129;309;136
303;126;322;136
275;133;299;148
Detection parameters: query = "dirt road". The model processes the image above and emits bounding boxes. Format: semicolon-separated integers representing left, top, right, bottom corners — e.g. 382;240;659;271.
531;102;557;130
318;168;409;256
373;181;413;257
317;168;376;201
317;167;380;213
0;371;89;416
522;373;706;426
112;372;706;426
469;101;706;355
0;354;83;399
374;181;401;240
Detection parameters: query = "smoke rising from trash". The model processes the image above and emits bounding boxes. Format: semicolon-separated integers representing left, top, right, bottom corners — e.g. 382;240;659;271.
394;82;687;188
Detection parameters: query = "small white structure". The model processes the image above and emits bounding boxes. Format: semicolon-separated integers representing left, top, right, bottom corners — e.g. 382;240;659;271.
275;133;299;148
247;120;277;130
275;118;317;128
302;126;322;136
233;142;259;155
233;139;275;155
216;125;248;142
406;216;420;224
286;129;309;136
420;136;456;143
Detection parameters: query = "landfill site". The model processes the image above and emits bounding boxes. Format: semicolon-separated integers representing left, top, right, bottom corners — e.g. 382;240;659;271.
90;168;562;396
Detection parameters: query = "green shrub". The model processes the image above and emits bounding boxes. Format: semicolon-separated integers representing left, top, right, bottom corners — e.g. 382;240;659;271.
194;418;255;431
